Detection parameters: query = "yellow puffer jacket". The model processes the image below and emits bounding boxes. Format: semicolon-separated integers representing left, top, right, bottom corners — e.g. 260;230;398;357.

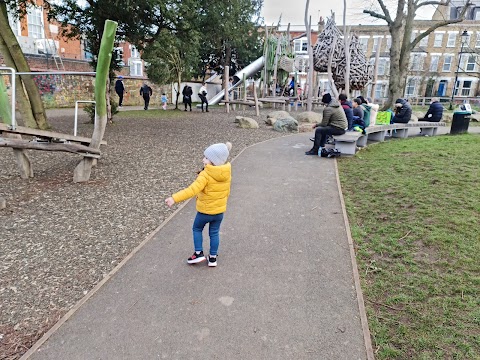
172;163;231;215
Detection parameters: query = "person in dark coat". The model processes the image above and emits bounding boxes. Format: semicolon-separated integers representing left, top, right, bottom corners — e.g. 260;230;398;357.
182;85;193;111
419;97;443;122
305;93;348;155
392;98;412;123
140;83;153;110
339;94;354;130
115;76;125;107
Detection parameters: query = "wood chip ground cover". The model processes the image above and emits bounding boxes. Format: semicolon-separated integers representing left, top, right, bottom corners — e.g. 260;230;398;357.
0;108;286;359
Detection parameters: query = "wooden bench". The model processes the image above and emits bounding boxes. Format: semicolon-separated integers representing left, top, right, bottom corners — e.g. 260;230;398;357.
0;123;107;147
257;96;290;111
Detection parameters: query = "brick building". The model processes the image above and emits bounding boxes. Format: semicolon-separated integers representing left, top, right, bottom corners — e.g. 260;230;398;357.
273;1;480;103
1;0;160;107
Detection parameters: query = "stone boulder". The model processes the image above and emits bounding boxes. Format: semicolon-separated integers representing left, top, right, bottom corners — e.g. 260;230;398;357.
273;117;298;133
266;110;290;126
237;116;259;129
296;111;322;123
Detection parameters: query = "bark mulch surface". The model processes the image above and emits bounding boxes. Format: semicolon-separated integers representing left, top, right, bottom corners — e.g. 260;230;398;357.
0;107;291;359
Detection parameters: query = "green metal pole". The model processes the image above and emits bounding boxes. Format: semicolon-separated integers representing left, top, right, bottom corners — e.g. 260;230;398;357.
0;76;11;125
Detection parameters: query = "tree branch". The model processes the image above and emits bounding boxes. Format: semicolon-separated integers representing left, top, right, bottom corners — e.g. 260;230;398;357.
376;0;393;23
362;10;390;24
410;1;472;49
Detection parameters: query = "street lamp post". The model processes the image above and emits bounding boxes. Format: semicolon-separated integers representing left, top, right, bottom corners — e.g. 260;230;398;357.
449;30;469;110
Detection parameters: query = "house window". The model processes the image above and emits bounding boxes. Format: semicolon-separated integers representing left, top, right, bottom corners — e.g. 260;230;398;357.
374;83;386;99
130;60;143;76
410;31;418;43
447;33;456;47
430;55;440;72
466;55;476;71
131;45;139;58
405;78;417;96
114;47;124;65
461;81;472;96
372;37;380;52
359;37;369;53
27;6;44;39
385;36;391;51
294;39;308;53
419;34;429;47
377;58;389;75
7;11;20;36
442;55;452;71
476;32;480;48
434;33;443;47
409;54;424;71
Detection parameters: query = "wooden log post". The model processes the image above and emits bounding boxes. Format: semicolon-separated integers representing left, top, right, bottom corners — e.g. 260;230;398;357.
253;84;260;116
0;77;32;179
74;20;117;183
224;66;230;113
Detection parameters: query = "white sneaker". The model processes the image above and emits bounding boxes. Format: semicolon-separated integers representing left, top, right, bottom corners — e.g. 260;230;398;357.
208;255;217;267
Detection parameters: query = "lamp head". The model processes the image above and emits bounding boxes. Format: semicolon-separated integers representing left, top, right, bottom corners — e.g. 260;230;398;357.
461;30;469;46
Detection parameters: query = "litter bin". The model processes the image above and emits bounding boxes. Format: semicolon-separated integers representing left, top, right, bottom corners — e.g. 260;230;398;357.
450;111;471;134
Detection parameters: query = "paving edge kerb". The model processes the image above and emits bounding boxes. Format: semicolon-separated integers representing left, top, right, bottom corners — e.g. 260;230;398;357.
21;134;375;359
334;159;375;360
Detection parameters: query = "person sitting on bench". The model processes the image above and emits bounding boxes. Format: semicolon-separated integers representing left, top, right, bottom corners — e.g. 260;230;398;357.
418;97;443;122
305;93;347;156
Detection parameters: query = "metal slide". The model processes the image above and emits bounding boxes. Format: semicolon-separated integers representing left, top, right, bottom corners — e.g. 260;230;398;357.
207;56;265;106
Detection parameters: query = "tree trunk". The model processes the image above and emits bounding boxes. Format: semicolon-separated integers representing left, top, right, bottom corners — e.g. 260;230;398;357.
0;2;49;130
304;1;313;111
74;20;117;183
385;27;406;109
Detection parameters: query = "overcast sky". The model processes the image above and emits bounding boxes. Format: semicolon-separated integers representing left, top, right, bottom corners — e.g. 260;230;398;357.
260;0;437;26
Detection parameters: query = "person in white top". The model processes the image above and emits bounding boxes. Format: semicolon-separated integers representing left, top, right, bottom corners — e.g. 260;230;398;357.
198;82;208;112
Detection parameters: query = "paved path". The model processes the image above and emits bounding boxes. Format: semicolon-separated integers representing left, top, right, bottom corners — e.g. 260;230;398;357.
26;134;370;360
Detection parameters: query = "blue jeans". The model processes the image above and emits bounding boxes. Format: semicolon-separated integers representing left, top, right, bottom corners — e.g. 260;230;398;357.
192;212;224;256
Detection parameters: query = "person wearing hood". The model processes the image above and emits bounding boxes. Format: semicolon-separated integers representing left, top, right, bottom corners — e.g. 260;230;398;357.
392;98;412;123
305;93;347;155
165;142;232;267
339;94;354;130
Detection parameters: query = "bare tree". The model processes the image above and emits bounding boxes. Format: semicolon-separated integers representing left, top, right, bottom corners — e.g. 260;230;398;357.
304;0;314;110
364;0;471;108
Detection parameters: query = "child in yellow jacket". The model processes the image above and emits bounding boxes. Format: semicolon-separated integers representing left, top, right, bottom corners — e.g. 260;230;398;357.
165;142;232;267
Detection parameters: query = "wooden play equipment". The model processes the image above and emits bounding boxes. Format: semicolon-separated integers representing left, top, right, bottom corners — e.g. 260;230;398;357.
313;16;372;91
0;20;117;182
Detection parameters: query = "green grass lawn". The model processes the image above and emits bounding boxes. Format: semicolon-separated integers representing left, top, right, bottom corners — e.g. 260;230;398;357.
338;134;480;359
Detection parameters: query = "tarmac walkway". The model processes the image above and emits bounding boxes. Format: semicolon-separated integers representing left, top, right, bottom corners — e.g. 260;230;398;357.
26;134;372;359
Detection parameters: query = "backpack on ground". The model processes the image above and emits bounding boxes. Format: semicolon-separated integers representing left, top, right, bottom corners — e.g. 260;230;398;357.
320;148;341;158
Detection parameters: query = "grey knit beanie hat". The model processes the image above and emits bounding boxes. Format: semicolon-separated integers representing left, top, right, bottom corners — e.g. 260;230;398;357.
204;142;232;165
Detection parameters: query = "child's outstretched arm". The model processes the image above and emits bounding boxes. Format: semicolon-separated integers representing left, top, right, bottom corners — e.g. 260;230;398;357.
165;173;208;207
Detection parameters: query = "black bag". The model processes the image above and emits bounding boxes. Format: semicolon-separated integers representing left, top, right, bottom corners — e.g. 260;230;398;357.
320;148;341;158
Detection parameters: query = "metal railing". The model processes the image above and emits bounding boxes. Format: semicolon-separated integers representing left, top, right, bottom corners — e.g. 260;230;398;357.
0;67;96;130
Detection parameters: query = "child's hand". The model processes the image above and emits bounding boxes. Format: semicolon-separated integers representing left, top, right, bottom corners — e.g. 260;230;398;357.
165;197;175;207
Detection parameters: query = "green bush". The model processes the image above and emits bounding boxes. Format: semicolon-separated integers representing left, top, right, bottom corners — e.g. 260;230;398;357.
84;98;119;123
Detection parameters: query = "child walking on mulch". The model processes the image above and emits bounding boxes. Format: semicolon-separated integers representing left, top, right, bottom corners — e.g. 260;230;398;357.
161;93;168;110
165;142;232;267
